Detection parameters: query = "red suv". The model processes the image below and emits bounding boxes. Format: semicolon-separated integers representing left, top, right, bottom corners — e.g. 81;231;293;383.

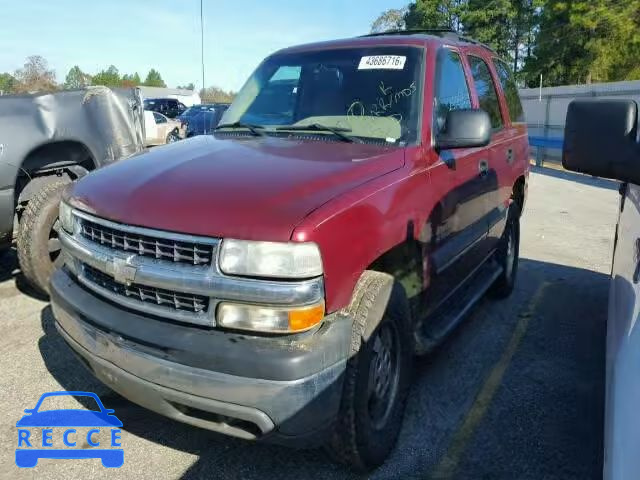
52;30;528;471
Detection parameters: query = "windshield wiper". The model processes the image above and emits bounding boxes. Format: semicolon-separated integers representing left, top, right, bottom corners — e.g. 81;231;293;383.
276;123;362;143
215;121;265;136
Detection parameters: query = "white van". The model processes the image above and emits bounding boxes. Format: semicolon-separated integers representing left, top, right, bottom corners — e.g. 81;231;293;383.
563;99;640;480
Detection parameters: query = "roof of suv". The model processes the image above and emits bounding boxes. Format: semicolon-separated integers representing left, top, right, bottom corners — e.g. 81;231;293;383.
276;29;496;56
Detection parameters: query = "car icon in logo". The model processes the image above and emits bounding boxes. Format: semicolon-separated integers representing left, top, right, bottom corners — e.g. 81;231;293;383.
15;391;124;468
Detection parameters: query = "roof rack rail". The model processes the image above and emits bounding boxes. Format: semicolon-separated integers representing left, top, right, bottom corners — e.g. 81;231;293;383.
360;29;497;53
361;28;455;38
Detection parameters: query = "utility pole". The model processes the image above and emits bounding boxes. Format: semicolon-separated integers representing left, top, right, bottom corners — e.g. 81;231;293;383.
200;0;205;92
538;73;542;102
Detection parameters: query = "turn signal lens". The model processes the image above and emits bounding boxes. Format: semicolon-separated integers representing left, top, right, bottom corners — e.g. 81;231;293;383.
288;303;326;332
217;301;325;333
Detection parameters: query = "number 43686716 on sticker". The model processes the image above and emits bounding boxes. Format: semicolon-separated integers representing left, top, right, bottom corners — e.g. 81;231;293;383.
358;55;406;70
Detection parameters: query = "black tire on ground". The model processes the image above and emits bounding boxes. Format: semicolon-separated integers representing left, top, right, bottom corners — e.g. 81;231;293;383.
16;181;69;295
489;202;520;299
326;271;413;472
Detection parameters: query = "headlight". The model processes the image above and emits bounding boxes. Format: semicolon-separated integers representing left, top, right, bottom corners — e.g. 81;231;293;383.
219;240;322;278
217;301;325;333
59;201;74;234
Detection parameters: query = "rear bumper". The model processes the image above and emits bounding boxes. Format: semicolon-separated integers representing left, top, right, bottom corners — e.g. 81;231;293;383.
51;269;350;446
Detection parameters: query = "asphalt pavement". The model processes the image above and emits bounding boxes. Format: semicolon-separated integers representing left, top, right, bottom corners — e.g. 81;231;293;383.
0;167;619;479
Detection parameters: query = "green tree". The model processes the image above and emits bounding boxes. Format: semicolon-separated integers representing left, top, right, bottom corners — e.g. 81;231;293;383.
143;69;166;87
462;0;515;57
64;65;91;89
522;0;640;87
371;8;408;32
404;0;467;31
121;72;142;87
177;82;196;90
200;86;236;103
0;73;16;94
13;55;57;93
92;65;121;87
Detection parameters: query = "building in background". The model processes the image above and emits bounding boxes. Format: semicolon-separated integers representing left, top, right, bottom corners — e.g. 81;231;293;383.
138;86;201;107
520;80;640;164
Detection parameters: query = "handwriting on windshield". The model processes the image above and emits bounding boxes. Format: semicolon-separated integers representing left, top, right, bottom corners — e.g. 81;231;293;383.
347;81;417;121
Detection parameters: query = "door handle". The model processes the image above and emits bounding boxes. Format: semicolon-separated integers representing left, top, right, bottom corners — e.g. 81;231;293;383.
506;148;514;164
478;159;489;177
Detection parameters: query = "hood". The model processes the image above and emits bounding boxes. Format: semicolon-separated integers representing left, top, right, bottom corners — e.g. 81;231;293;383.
70;135;405;241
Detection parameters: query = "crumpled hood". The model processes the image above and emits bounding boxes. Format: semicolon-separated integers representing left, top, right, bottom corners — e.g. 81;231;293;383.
69;135;405;241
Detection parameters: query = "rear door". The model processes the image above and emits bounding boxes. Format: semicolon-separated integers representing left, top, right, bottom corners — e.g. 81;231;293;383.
604;183;640;480
493;56;528;217
143;111;158;145
466;54;509;251
153;112;169;142
426;47;493;307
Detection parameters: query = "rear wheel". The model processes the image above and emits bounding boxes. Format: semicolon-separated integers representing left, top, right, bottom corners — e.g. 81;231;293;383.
16;181;68;295
326;272;413;472
166;131;180;143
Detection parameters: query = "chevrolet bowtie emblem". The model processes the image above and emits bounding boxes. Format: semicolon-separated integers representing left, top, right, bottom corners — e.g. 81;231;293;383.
111;256;137;285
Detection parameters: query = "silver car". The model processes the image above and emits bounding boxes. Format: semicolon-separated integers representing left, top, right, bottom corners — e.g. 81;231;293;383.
563;99;640;480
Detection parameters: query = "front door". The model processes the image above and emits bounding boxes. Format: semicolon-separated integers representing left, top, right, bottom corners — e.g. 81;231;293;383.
466;54;508;252
424;47;493;314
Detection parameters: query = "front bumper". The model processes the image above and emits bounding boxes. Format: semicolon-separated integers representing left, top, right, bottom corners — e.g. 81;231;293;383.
51;269;350;446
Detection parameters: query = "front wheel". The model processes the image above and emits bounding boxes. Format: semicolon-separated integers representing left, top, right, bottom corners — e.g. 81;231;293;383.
16;181;69;295
326;272;413;472
489;203;520;299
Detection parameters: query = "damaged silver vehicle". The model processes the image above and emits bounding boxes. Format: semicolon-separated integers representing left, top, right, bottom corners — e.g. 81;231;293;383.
0;86;144;293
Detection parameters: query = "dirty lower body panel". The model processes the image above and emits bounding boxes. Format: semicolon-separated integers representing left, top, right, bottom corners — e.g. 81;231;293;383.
50;268;349;447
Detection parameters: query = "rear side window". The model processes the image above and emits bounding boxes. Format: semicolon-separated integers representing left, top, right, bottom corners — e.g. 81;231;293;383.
493;59;525;123
468;56;503;130
434;49;472;134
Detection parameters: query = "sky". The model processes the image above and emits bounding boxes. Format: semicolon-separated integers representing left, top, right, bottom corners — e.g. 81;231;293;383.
0;0;407;92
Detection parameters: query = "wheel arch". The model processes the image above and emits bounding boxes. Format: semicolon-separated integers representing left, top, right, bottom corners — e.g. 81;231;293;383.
14;140;96;206
512;175;526;215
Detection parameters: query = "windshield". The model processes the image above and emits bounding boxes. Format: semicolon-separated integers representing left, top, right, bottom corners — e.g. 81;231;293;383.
222;46;424;144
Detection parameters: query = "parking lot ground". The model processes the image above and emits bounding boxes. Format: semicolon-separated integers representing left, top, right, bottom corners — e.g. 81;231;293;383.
0;167;619;480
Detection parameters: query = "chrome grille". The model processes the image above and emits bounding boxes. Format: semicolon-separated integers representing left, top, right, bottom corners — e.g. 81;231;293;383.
82;264;208;314
79;218;213;266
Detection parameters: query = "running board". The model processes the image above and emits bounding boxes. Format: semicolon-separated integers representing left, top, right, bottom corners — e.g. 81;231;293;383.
414;260;503;355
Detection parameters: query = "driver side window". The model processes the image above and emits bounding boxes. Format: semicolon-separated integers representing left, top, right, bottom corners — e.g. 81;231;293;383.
434;49;472;135
241;66;301;125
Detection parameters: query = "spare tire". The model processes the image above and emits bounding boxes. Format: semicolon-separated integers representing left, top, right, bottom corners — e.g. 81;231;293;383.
17;181;68;295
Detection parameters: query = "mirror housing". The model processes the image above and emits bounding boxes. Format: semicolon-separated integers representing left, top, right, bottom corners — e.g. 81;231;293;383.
563;99;640;184
435;109;491;150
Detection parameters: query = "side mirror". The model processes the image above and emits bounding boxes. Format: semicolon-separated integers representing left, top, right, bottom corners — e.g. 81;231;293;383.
563;99;640;183
435;109;491;150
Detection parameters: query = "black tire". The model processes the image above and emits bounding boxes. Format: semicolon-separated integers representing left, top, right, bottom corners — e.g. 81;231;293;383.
326;271;413;472
16;181;68;295
166;131;179;144
488;203;520;299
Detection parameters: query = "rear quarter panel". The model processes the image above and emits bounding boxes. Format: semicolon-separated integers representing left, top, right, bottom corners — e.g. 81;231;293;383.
0;88;144;240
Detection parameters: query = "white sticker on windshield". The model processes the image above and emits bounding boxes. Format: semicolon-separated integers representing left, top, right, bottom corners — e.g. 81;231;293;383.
358;55;406;70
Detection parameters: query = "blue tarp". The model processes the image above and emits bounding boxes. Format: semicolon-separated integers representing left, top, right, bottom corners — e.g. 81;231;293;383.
528;136;563;149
